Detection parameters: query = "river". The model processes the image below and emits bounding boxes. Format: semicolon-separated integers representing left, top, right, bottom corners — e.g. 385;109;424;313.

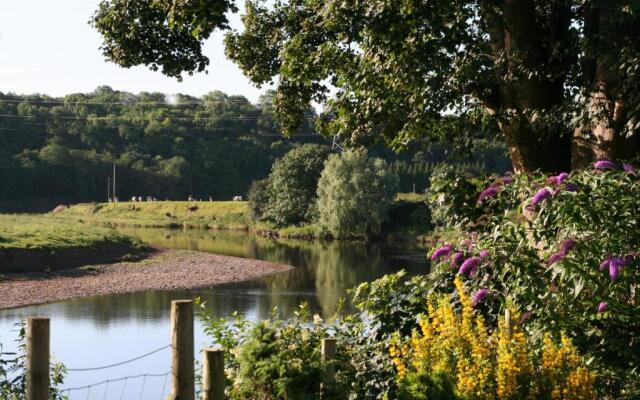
0;228;428;399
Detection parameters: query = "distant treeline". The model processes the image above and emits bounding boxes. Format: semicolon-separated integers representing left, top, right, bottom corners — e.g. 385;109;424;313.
0;86;510;211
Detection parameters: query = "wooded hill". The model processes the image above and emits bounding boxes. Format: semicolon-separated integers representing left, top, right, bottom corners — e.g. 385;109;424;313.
0;87;509;211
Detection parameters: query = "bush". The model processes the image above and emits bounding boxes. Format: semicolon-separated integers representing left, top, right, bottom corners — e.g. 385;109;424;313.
428;163;640;397
317;149;399;238
247;178;271;221
262;144;332;227
426;164;488;228
391;277;596;399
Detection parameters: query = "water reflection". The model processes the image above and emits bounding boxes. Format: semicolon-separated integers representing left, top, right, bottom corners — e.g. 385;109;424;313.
0;228;429;399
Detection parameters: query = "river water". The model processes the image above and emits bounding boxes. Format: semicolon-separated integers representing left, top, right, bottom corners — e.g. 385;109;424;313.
0;228;428;399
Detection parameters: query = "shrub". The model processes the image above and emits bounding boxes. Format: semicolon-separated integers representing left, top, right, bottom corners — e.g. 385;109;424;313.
247;178;271;221
428;163;640;397
317;149;399;238
426;164;487;228
390;277;596;399
198;301;399;399
263;144;332;227
1;324;66;400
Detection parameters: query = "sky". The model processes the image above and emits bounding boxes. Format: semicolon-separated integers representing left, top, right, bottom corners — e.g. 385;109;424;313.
0;0;272;102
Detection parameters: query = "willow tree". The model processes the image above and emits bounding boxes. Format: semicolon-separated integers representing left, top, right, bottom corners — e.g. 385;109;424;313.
92;0;640;172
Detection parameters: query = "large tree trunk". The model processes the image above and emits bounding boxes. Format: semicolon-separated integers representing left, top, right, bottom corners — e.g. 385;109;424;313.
571;1;640;168
572;93;638;168
500;122;572;173
481;0;573;173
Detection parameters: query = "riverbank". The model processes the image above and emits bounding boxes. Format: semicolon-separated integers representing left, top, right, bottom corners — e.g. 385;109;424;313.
55;198;433;242
0;214;145;272
0;248;292;309
56;201;251;229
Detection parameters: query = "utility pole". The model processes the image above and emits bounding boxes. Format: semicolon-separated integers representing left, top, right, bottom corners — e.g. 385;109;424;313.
107;177;111;203
112;163;116;201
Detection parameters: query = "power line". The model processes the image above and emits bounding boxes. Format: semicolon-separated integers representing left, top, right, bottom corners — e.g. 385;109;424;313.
0;99;257;105
0;114;278;121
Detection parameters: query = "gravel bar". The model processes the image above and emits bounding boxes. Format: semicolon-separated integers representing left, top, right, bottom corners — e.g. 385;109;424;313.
0;248;292;309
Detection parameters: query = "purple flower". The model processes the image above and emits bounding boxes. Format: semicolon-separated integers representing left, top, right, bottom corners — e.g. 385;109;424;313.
560;239;576;254
479;250;489;258
599;258;611;272
502;174;514;185
594;160;616;169
609;257;624;282
472;289;489;306
478;186;499;203
564;183;578;192
623;163;637;175
556;172;570;184
450;252;465;268
458;256;481;276
624;253;637;265
431;245;452;260
531;188;552;207
547;251;566;266
547;175;558;185
598;301;608;313
519;311;533;325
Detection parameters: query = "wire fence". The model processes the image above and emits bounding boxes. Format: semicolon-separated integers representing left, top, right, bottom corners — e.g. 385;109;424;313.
60;372;171;400
60;344;172;399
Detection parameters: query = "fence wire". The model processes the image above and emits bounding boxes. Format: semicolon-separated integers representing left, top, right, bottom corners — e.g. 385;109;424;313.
61;371;170;399
66;344;171;372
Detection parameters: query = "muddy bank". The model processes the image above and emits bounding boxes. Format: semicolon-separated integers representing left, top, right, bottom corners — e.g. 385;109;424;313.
0;242;148;273
0;249;292;309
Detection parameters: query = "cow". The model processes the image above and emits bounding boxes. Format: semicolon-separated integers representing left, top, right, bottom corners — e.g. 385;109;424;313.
233;196;243;201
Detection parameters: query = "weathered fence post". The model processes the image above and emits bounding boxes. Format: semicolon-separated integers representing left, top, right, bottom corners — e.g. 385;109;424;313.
167;300;194;400
202;348;224;400
505;309;513;338
26;316;50;400
320;338;337;397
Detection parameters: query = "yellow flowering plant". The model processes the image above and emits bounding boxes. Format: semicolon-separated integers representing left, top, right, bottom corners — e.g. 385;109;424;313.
390;277;596;400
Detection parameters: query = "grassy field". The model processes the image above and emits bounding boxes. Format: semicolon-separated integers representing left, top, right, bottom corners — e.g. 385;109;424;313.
0;214;145;272
54;196;432;242
0;214;136;250
56;201;251;229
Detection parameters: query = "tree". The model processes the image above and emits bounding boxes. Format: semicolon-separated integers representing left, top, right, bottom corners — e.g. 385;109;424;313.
317;149;399;238
247;178;271;221
91;1;640;173
263;144;332;227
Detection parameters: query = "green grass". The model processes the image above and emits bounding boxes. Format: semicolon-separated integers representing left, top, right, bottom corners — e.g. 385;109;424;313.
56;201;251;229
0;214;137;250
395;192;429;203
277;224;326;239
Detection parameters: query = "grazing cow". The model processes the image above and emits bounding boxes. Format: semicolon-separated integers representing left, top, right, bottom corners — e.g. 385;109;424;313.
188;195;195;202
131;196;137;202
233;196;243;201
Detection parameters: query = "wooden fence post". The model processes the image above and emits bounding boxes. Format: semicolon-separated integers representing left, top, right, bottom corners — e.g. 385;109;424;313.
321;338;336;397
505;309;513;338
26;317;50;400
167;300;194;400
202;348;224;400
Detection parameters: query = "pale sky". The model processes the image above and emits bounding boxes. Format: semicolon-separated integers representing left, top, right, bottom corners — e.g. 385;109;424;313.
0;0;271;102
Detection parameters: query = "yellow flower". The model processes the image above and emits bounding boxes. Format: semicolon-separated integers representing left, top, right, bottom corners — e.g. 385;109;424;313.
389;279;596;399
